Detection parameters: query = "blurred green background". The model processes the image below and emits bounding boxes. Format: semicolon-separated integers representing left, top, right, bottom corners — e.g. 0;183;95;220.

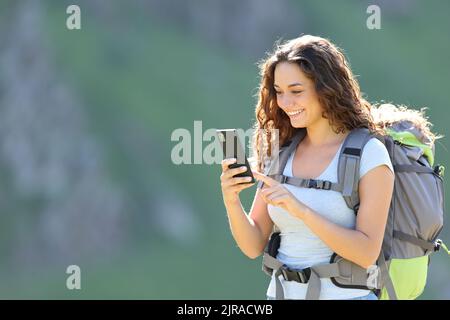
0;0;449;299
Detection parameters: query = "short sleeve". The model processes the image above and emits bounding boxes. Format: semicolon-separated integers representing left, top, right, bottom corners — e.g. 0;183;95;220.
359;138;394;179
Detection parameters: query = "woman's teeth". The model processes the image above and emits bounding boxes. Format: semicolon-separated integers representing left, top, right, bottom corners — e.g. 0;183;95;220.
286;109;304;117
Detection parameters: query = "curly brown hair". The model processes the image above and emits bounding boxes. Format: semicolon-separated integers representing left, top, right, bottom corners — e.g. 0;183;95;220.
252;35;379;172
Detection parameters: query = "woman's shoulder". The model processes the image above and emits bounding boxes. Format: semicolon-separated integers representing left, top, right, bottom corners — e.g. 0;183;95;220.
359;137;394;178
363;137;388;153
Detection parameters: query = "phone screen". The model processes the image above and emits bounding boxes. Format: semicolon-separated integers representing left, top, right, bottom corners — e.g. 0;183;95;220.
216;129;255;184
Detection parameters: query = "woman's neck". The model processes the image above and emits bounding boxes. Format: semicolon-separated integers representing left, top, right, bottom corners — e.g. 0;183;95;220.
304;122;348;148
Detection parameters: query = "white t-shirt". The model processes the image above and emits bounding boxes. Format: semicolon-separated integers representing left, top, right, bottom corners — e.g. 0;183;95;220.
266;137;394;300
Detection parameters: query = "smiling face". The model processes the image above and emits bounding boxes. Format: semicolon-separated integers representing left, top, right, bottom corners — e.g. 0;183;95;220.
273;61;324;129
254;35;372;171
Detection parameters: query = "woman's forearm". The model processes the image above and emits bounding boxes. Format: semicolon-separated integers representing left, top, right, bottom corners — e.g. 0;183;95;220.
300;207;378;269
224;198;266;259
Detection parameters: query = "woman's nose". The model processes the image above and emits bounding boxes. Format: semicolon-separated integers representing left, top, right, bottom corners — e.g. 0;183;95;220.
278;94;294;109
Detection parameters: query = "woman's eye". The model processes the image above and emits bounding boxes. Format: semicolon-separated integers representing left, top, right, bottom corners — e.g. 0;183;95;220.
274;90;302;95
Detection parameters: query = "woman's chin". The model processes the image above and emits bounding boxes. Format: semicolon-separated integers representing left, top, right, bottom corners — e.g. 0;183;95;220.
290;119;306;128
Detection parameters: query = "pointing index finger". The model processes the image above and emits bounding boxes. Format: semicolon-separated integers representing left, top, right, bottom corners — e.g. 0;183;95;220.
253;171;278;187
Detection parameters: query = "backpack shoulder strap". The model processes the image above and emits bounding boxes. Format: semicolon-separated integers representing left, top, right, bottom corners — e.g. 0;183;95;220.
259;130;306;242
256;128;306;189
336;128;374;213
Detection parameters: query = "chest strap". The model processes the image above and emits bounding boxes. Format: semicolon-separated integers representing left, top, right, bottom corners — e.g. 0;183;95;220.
268;174;341;191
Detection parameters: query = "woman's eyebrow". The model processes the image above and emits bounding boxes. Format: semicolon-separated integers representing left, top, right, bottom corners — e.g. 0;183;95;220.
273;82;303;88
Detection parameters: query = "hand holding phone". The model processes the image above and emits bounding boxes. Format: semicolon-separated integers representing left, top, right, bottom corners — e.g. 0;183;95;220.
216;129;255;183
217;129;255;202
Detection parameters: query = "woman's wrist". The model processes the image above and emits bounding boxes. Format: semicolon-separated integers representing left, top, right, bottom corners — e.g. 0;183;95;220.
293;202;311;220
223;194;241;208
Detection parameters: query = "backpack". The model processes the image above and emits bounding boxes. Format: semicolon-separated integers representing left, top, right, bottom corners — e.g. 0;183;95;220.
260;105;449;300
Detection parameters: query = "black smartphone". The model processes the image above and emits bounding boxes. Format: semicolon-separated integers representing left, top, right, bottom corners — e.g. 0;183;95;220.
216;129;255;184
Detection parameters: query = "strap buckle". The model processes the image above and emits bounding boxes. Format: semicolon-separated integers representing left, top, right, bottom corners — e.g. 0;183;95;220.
434;165;445;177
298;268;310;283
434;239;442;252
280;267;310;283
307;180;331;190
307;180;318;189
323;181;332;190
